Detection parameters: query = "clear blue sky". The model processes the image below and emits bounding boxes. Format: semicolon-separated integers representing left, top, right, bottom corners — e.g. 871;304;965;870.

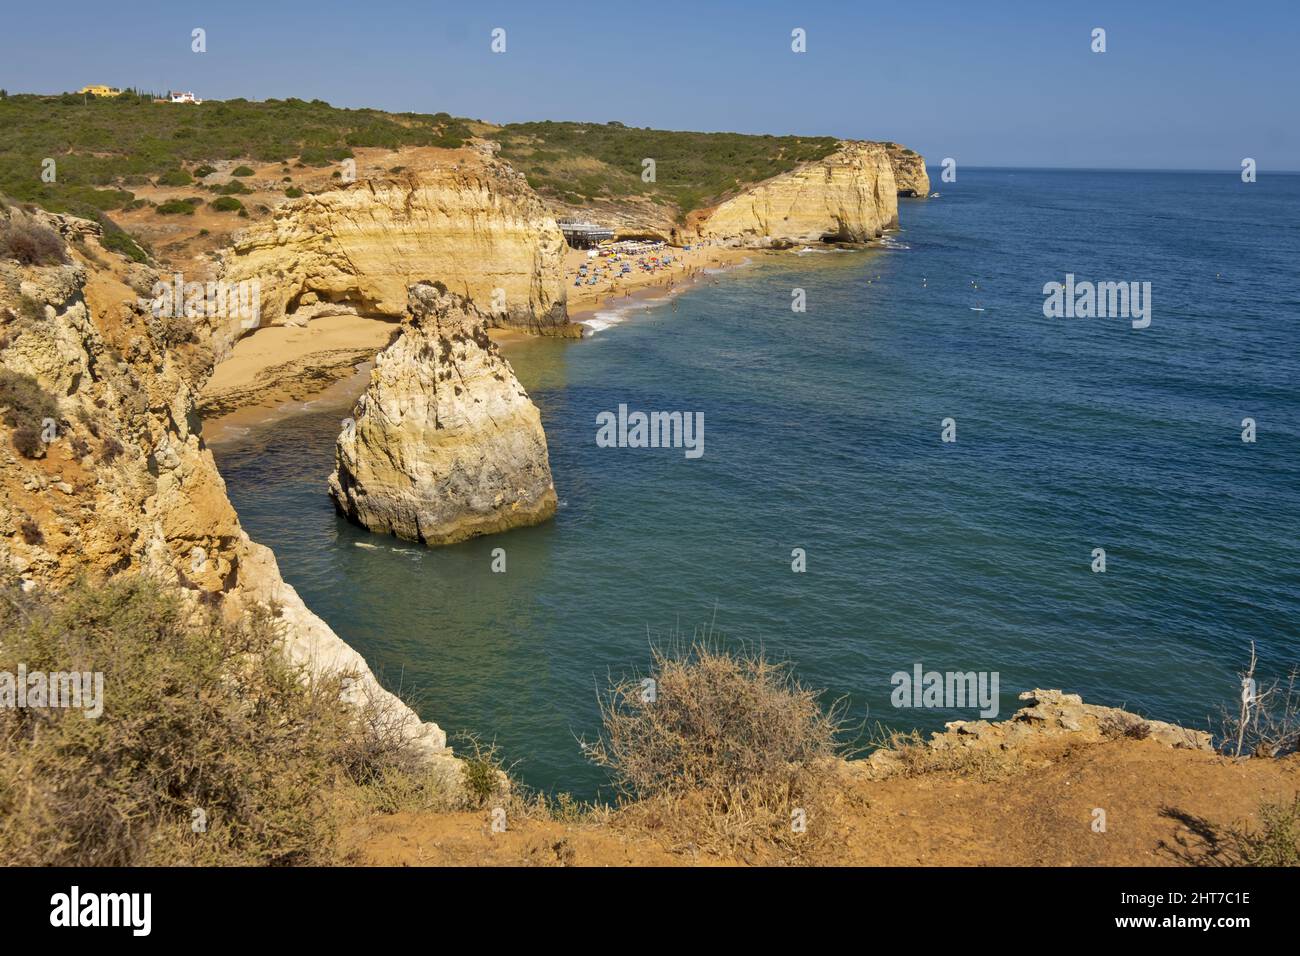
3;0;1296;170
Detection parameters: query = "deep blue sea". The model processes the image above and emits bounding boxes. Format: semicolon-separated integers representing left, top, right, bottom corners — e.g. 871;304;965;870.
212;169;1300;799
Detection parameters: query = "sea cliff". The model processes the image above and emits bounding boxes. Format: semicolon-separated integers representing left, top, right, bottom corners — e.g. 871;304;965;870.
219;147;573;337
693;141;900;247
0;206;453;766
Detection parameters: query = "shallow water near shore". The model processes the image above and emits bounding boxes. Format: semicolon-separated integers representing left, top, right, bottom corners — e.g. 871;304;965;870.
211;169;1300;800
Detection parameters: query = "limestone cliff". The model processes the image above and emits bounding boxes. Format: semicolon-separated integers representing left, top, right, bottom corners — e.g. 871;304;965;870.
329;283;557;546
219;150;574;337
0;206;452;765
884;143;931;197
692;141;899;248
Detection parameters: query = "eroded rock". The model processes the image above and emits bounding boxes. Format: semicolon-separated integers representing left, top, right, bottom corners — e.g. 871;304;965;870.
329;282;557;545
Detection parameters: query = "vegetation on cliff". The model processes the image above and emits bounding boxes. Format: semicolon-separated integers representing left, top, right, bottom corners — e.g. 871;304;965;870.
488;120;838;216
0;92;472;221
584;640;848;861
0;575;461;865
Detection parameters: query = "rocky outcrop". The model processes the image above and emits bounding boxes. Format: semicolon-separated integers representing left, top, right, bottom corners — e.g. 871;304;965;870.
692;141;899;248
329;283;557;546
0;207;452;766
883;143;931;197
219;150;574;337
856;689;1213;781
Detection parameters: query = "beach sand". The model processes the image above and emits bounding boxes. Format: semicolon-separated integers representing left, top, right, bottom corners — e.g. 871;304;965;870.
561;242;751;319
199;242;756;439
199;314;397;442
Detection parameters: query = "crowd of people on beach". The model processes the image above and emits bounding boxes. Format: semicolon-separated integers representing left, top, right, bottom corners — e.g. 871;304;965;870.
570;237;723;304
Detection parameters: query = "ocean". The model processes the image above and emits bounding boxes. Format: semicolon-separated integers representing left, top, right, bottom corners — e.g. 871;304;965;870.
211;168;1300;799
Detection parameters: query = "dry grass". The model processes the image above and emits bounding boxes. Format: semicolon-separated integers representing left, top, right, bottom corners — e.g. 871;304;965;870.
583;636;848;862
1236;793;1300;866
866;725;1024;781
0;575;462;865
0;212;66;267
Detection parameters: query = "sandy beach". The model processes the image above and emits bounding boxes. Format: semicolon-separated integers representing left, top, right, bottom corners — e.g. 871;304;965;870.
199;240;756;440
561;241;752;319
199;314;397;442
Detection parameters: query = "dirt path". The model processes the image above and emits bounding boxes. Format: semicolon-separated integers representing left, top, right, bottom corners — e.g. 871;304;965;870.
345;740;1299;866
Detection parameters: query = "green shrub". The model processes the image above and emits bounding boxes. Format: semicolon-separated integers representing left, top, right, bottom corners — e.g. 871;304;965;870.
209;196;243;212
0;94;471;212
1238;794;1300;866
284;186;303;198
155;199;195;215
98;225;148;263
215;180;250;195
231;165;255;177
156;168;193;186
456;735;507;808
489;121;839;215
193;164;216;178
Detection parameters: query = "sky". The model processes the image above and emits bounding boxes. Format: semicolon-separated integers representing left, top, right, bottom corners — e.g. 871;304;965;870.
2;0;1297;171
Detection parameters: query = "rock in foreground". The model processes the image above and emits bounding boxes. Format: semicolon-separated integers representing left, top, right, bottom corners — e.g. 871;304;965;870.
329;283;557;545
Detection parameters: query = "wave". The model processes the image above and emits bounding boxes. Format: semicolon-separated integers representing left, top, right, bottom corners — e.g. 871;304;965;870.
580;294;671;334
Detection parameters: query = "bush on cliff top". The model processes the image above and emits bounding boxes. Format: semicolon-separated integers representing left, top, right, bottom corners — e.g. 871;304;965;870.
0;213;67;266
584;636;846;859
0;575;454;866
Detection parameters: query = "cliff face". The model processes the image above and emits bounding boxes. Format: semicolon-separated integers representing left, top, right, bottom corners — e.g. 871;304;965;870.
693;141;899;248
0;207;451;764
329;283;557;546
884;143;931;197
220;151;573;337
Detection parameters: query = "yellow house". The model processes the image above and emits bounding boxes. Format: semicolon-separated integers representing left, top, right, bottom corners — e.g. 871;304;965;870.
78;85;122;97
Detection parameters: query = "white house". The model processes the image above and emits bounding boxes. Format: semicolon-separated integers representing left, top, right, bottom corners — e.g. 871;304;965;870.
168;91;202;104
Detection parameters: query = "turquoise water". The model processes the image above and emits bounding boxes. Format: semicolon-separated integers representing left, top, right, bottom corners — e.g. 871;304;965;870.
212;169;1300;798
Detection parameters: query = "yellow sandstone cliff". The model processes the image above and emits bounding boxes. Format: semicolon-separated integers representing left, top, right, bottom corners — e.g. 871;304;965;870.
329;283;557;545
220;149;573;336
0;206;455;769
884;143;931;198
693;141;901;247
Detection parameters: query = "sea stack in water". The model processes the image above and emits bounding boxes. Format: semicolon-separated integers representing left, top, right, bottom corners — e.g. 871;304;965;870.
328;283;557;545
